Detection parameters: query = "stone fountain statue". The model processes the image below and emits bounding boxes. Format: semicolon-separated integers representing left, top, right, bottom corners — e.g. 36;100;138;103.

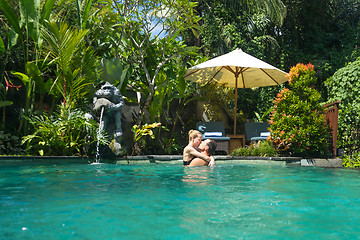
87;82;124;157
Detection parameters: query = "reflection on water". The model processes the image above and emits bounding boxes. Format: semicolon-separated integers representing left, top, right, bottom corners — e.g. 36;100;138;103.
181;167;215;185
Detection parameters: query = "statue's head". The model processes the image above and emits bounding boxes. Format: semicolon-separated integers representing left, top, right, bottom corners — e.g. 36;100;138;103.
95;82;121;99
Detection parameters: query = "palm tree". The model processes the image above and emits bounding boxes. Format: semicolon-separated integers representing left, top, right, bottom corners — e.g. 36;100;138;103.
41;21;97;108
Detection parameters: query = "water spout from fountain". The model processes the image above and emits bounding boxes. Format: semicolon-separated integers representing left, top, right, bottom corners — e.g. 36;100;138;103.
94;106;105;164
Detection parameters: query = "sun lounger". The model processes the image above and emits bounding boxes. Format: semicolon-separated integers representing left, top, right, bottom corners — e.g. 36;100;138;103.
245;122;270;141
250;131;270;141
196;122;230;154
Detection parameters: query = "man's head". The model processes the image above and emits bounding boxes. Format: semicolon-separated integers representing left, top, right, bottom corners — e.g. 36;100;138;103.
199;139;217;155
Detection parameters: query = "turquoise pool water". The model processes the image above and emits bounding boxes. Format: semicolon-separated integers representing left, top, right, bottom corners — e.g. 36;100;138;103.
1;162;360;239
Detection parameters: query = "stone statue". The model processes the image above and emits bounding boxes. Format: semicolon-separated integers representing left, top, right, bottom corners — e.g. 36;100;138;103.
90;82;124;156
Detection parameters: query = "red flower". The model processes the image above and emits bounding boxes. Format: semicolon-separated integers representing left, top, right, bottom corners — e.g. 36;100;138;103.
4;78;21;91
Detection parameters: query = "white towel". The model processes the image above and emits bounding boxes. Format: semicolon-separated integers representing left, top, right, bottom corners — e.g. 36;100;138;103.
204;132;223;137
260;132;270;137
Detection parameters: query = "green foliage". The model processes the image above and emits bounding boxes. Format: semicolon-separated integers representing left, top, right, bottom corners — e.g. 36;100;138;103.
200;82;240;121
107;0;201;126
99;58;130;94
325;58;360;155
1;0;359;157
147;57;204;154
0;0;57;134
343;153;360;168
0;0;22;35
279;0;360;86
22;104;102;156
131;122;162;155
75;0;93;30
42;21;98;107
269;63;331;157
0;35;4;53
230;140;278;157
0;131;24;155
11;62;53;113
183;1;288;123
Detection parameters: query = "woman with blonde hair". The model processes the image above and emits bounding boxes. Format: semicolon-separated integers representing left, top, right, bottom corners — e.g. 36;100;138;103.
183;130;212;166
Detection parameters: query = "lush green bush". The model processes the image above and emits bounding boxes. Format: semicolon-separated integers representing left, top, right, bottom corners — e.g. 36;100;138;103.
230;141;278;157
22;104;104;156
269;63;331;158
325;58;360;155
0;131;24;155
343;153;360;168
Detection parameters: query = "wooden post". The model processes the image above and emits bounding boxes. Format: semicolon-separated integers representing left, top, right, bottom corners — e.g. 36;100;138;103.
323;101;341;157
234;75;238;135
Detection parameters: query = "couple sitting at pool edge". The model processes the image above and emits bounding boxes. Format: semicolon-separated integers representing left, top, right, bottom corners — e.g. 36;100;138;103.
183;130;217;167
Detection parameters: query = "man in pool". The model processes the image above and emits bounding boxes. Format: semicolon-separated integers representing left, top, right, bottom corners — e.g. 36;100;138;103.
188;139;217;167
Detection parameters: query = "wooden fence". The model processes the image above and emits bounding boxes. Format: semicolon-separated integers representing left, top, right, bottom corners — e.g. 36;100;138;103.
323;101;341;157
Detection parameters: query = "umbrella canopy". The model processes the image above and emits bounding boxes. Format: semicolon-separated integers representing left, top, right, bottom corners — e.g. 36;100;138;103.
184;48;288;134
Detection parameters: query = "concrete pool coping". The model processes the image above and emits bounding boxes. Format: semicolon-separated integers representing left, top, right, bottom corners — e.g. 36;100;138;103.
116;155;343;167
0;155;343;167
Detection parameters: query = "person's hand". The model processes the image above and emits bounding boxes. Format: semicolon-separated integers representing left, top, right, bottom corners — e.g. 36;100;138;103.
209;159;216;167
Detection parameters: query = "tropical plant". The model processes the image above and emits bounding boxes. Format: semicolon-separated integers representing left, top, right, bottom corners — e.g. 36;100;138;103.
89;0;203;154
105;0;201;125
98;58;130;95
184;0;286;56
131;122;162;155
75;0;95;30
11;62;53;113
0;0;56;134
0;35;4;53
165;59;205;136
325;57;360;155
268;63;331;158
0;131;24;155
41;21;98;108
278;0;360;88
22;104;103;156
0;0;56;61
0;76;14;129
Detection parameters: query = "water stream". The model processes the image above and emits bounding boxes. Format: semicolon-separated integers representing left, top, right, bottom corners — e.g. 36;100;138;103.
94;106;105;164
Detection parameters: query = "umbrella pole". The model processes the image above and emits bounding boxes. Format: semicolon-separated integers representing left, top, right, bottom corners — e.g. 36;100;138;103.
234;75;238;135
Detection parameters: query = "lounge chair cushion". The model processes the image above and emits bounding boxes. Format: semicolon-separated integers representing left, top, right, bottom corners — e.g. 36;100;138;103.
245;122;270;140
204;132;223;137
260;132;270;137
251;132;270;141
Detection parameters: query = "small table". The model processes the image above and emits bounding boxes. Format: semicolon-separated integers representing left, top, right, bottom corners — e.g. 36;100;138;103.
227;134;246;153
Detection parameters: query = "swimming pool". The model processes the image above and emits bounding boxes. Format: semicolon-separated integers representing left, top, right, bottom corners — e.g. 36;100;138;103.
1;162;359;239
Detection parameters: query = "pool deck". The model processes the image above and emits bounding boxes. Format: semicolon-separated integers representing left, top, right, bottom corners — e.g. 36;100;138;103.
0;155;343;168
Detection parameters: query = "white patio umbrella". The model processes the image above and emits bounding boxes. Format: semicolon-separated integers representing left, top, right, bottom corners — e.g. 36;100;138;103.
184;48;288;134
